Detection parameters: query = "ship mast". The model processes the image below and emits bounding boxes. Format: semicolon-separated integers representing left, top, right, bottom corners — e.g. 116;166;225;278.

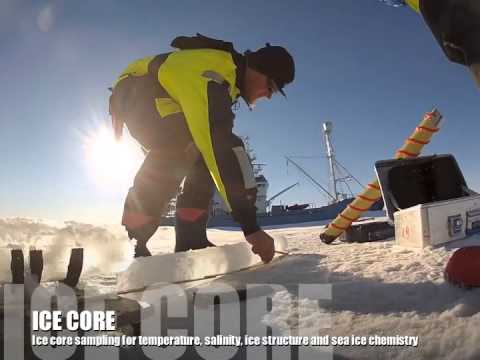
322;121;338;203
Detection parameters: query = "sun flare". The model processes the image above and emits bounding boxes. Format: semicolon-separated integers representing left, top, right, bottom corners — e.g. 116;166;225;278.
83;125;144;190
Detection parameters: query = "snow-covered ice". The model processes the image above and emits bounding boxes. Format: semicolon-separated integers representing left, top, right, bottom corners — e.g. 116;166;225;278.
1;216;479;359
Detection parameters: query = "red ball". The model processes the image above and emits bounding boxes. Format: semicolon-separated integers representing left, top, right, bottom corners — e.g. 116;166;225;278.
445;246;480;288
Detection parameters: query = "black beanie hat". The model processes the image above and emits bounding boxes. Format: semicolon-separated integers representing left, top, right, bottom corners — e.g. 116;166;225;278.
247;44;295;96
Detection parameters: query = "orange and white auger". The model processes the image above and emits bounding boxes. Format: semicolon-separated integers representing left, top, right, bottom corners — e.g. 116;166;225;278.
319;109;443;244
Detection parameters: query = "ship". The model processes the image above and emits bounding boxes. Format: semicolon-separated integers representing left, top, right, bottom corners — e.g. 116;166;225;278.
205;122;383;228
159;122;382;228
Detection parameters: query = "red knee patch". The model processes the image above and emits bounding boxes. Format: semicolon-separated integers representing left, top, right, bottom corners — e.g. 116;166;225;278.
177;208;206;222
122;211;154;229
445;246;480;287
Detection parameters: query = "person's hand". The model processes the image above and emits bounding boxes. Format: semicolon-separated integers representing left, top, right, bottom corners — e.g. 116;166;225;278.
245;230;275;263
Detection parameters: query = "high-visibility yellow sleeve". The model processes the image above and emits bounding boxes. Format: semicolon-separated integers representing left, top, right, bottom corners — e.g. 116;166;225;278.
406;0;420;13
113;56;155;88
158;50;239;210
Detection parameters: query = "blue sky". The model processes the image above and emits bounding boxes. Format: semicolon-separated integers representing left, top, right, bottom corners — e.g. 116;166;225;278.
1;0;478;224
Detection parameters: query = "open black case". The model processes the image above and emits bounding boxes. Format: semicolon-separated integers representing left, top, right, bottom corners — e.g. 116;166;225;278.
374;154;473;222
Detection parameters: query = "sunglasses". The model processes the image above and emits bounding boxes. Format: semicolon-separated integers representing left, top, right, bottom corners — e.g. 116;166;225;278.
267;78;279;94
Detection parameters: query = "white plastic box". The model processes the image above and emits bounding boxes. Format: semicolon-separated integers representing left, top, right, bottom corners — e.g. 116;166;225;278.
394;195;480;248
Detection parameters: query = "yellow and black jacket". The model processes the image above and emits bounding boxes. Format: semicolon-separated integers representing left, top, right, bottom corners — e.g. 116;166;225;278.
112;43;260;235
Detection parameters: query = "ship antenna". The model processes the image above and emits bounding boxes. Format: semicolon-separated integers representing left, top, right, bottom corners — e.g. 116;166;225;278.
322;121;338;203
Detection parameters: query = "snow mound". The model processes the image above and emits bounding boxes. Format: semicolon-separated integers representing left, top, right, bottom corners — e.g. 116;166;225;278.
0;218;132;283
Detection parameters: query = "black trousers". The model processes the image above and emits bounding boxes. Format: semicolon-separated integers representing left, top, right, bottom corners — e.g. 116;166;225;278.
110;75;219;250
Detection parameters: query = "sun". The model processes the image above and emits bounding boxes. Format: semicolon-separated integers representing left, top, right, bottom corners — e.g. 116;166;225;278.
83;124;144;190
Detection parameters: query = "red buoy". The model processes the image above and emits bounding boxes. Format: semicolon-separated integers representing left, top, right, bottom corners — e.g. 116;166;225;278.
444;246;480;287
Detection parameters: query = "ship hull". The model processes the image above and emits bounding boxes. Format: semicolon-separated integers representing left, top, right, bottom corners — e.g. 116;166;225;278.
159;198;384;228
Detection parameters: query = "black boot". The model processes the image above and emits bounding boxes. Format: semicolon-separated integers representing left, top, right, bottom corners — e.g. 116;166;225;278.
175;210;215;252
134;241;152;258
127;222;159;258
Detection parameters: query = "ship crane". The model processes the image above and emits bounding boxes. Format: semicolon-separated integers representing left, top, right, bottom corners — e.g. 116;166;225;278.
285;156;337;202
322;121;364;202
285;122;363;205
266;182;299;208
